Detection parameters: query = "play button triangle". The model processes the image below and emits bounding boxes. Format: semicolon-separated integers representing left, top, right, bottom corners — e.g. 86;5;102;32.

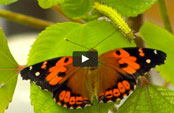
82;55;89;63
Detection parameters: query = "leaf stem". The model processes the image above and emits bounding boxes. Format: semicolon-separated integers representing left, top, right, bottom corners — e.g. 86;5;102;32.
158;0;173;33
51;6;85;24
0;9;54;29
0;65;27;88
145;85;154;113
17;65;27;73
140;76;150;86
0;71;18;88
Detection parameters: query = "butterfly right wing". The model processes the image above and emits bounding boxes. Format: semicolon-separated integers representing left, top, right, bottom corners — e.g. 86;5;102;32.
96;48;166;103
99;48;166;78
95;63;136;103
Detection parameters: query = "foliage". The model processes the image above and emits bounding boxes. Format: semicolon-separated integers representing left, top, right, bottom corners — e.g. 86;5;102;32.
37;0;157;19
37;0;63;9
0;0;17;5
96;0;157;17
61;0;93;19
0;0;173;113
0;28;18;113
117;84;174;113
140;22;174;84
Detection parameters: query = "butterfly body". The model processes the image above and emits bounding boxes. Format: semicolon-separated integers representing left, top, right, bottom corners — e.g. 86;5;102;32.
20;47;166;109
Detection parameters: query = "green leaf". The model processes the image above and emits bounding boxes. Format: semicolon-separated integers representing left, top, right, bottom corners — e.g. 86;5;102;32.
61;0;93;19
0;0;17;5
140;22;174;84
96;0;156;17
0;28;18;113
117;84;174;113
28;20;135;113
37;0;63;9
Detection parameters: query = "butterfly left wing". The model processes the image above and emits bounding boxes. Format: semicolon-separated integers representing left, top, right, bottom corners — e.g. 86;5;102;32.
53;68;93;109
20;56;93;109
20;57;79;91
97;47;166;103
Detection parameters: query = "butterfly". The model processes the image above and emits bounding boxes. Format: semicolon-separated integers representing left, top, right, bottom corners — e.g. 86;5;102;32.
20;47;166;109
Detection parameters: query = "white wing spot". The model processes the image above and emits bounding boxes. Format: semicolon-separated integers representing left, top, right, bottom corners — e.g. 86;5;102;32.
29;66;32;70
146;59;151;64
154;50;158;54
35;72;40;76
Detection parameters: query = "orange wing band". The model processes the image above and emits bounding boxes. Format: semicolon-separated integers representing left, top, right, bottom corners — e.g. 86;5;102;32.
46;57;72;86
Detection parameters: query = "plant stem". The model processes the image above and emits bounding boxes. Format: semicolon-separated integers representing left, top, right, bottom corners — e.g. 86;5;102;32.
51;6;84;24
127;15;143;33
0;9;54;29
158;0;173;33
127;15;146;48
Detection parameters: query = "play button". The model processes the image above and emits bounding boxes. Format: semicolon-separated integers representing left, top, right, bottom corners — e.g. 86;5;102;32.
73;51;98;67
82;55;89;63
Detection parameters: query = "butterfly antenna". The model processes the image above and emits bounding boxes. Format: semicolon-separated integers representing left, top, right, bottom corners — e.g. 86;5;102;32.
64;38;89;50
93;30;117;49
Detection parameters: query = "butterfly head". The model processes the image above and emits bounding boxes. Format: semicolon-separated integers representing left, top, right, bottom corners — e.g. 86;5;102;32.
88;48;97;52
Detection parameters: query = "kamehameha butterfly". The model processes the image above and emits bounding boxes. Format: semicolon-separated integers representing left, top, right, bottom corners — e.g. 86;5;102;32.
20;32;166;109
